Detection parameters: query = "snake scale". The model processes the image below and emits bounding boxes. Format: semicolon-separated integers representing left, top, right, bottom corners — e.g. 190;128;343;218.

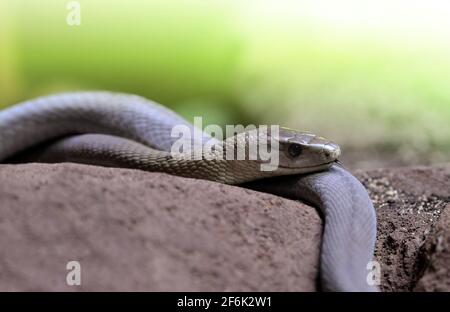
0;92;378;291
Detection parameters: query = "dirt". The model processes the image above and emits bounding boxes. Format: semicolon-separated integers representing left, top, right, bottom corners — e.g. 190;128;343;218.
0;162;449;291
414;205;450;291
355;164;450;291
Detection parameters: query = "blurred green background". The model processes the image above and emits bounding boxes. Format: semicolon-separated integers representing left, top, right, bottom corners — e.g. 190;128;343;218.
1;0;449;168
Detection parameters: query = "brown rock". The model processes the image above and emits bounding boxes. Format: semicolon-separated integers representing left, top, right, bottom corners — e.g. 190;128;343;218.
0;162;449;291
0;163;322;291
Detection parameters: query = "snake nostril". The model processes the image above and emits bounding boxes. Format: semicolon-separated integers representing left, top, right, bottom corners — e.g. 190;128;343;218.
323;143;340;160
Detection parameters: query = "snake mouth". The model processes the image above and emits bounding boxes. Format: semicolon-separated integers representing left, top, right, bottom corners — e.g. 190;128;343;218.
273;160;336;171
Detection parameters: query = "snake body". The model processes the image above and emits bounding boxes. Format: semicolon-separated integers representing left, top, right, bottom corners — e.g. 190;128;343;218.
0;92;338;184
0;92;378;291
245;165;378;291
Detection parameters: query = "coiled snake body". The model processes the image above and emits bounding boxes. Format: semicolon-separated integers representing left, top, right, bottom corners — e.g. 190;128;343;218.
0;92;378;291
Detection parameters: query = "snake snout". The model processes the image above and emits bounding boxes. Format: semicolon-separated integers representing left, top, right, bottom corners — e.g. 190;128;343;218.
322;143;341;161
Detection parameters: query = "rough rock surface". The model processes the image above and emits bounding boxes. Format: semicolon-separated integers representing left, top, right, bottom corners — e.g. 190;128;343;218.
0;162;449;291
0;163;322;291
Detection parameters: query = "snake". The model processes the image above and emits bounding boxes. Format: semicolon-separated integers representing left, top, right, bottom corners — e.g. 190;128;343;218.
0;91;378;291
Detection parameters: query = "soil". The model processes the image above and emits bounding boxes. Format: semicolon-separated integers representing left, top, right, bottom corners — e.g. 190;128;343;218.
355;164;450;291
0;162;448;291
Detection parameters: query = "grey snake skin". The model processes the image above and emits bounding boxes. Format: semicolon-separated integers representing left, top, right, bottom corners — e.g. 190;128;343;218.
0;92;378;291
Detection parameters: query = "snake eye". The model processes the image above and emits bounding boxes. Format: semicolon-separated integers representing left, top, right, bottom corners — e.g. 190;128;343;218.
287;144;303;158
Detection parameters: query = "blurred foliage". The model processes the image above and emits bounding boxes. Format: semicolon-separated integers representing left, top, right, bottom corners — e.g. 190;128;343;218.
0;0;449;165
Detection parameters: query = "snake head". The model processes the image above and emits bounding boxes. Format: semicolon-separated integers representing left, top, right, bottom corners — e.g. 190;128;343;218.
275;127;341;170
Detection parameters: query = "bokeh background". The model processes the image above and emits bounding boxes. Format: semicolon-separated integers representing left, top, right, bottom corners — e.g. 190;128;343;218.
1;0;449;169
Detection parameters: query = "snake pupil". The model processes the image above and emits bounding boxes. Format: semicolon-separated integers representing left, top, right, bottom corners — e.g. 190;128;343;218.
288;144;303;158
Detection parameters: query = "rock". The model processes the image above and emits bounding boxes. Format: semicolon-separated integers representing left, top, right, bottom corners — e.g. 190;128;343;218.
0;162;449;291
0;163;322;291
